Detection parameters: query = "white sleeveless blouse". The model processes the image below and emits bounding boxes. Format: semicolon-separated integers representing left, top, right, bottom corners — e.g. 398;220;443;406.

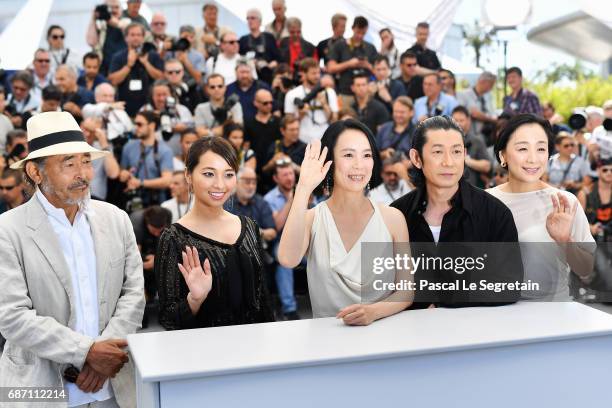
306;197;395;318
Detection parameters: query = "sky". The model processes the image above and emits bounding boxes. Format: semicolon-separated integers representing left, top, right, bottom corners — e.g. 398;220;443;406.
452;0;600;79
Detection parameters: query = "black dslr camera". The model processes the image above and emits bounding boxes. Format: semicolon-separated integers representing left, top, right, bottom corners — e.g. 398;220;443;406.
94;4;111;22
293;84;324;110
170;38;191;52
212;94;240;124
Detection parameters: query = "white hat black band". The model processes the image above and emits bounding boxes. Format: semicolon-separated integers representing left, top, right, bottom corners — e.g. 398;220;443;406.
28;130;86;153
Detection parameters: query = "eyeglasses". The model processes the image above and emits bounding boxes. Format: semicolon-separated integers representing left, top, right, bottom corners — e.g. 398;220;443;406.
51;34;65;40
152;22;166;26
166;70;182;75
246;16;259;20
11;86;28;92
404;63;417;67
35;59;50;63
223;40;239;44
0;185;16;191
601;168;612;174
208;84;224;89
240;178;257;185
562;143;576;148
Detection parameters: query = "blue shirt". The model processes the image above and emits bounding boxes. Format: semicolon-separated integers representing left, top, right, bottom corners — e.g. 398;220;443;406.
412;92;458;124
226;80;271;122
120;139;174;204
264;186;287;214
376;121;415;153
226;194;275;231
77;74;109;92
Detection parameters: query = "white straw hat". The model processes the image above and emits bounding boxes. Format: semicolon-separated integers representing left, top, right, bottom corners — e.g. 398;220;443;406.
10;111;109;169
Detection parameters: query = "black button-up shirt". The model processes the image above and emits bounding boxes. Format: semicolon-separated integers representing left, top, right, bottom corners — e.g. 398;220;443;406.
391;180;523;308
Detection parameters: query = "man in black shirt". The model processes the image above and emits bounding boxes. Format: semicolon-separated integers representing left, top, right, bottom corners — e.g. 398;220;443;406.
391;116;522;308
351;73;389;134
245;89;282;193
327;16;377;101
406;22;441;72
397;51;424;102
240;8;280;84
108;23;164;117
316;13;347;65
262;115;305;176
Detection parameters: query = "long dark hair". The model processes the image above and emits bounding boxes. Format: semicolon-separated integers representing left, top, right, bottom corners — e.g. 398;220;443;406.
409;115;465;188
319;119;382;193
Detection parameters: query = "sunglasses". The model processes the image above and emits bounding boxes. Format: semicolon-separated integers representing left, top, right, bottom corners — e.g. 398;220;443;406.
404;63;417;67
51;34;65;40
275;158;292;166
134;121;147;127
601;168;612;174
152;22;166;26
0;185;16;191
562;143;576;148
35;59;50;63
166;69;182;75
259;100;273;105
223;40;238;44
208;84;224;89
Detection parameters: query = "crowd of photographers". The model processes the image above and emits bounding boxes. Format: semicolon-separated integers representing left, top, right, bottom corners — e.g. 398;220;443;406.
0;0;611;322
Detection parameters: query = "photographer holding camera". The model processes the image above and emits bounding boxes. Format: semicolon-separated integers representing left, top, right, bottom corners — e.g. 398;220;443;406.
108;22;164;117
141;79;194;156
240;8;280;85
82;83;134;142
86;0;129;75
194;73;243;137
166;25;206;86
284;58;338;144
5;71;39;129
163;58;201;113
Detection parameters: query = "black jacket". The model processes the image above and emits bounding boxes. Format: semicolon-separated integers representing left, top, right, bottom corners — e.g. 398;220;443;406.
391;180;524;308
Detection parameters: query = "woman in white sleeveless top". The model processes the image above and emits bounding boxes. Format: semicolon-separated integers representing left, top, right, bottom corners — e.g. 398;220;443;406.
487;114;595;301
278;120;413;324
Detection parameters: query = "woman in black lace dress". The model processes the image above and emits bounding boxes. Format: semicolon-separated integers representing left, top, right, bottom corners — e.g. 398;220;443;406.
156;136;274;330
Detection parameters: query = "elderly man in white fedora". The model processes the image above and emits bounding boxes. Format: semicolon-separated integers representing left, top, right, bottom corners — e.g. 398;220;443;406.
0;111;144;408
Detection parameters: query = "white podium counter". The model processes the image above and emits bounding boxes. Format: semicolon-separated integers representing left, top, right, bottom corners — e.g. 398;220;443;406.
128;302;612;407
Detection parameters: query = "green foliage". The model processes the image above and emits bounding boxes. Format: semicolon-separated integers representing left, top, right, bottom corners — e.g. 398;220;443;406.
531;76;612;121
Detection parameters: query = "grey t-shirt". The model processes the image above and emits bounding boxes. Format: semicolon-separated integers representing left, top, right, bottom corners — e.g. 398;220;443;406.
194;101;244;131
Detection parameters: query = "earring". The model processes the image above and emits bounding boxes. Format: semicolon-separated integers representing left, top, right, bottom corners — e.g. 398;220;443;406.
501;161;507;168
325;175;331;194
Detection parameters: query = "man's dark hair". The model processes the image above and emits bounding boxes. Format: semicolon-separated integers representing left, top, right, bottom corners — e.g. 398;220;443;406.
451;105;470;118
416;22;430;30
179;127;198;140
494;113;555;164
143;206;172;229
6;129;27;147
299;57;319;73
185;136;239;174
439;68;455;81
351;72;370;85
1;167;23;184
280;114;299;130
423;72;441;84
83;52;101;65
47;25;64;38
11;71;34;89
399;51;417;64
319;119;382;192
373;55;390;67
42;84;62;102
136;111;160;131
409;116;465;188
202;3;218;12
352;16;368;29
506;66;522;77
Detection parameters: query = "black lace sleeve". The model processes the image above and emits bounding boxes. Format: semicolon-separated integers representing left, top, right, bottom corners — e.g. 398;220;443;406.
155;227;198;330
